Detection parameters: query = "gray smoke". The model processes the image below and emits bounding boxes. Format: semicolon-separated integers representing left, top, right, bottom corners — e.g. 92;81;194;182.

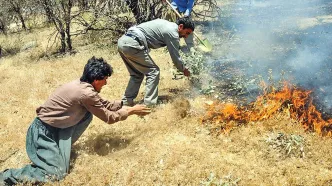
209;0;332;110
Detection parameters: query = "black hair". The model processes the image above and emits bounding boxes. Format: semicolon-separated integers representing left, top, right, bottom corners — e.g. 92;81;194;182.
80;56;113;83
176;17;195;31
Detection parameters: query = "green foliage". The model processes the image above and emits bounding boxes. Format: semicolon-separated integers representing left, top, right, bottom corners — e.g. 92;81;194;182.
182;48;206;76
178;47;218;95
199;80;216;95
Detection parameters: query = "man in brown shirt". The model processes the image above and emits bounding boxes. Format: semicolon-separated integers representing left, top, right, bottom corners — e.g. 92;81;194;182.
0;56;150;185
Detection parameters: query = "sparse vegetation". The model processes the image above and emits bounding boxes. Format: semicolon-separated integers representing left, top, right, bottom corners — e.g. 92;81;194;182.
1;0;332;185
266;132;306;158
200;173;241;186
179;47;218;95
0;33;24;57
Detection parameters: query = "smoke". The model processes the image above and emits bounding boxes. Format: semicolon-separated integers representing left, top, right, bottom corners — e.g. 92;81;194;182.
210;0;332;109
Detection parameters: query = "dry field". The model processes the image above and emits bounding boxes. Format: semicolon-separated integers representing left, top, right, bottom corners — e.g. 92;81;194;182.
1;2;332;186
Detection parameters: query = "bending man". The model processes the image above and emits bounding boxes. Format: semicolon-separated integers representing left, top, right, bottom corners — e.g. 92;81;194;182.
118;17;195;106
0;56;150;185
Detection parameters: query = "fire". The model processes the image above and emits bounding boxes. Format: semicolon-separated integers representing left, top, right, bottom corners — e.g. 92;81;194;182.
201;82;332;136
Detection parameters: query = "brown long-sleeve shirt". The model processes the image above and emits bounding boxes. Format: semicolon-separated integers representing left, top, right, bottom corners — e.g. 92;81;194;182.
36;79;128;128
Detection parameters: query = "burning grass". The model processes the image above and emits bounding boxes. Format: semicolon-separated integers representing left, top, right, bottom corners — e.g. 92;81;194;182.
201;82;332;136
1;43;332;186
2;2;332;184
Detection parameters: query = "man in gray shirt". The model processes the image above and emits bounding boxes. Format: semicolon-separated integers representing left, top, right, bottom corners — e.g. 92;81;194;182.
118;17;194;106
0;57;151;185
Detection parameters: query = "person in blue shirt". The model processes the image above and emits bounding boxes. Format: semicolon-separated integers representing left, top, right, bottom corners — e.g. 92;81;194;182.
163;0;195;51
170;0;195;17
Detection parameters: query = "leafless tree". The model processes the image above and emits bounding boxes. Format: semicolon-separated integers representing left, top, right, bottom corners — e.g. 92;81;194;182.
77;0;89;10
125;0;164;24
0;0;26;34
193;0;221;20
0;0;29;30
124;0;221;24
37;0;73;52
0;12;8;34
72;0;132;36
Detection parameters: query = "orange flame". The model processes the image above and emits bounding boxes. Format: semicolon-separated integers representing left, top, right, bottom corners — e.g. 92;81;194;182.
201;82;332;136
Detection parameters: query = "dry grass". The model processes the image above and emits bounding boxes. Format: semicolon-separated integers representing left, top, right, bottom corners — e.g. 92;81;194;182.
1;16;332;186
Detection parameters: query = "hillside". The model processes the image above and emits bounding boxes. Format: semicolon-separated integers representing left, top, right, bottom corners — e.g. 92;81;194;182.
1;0;332;185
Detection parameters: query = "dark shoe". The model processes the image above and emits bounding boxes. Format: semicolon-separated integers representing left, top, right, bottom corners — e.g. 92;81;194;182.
122;100;135;106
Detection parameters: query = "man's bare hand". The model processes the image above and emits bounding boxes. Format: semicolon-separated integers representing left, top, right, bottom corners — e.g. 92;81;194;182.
125;104;151;116
133;104;152;116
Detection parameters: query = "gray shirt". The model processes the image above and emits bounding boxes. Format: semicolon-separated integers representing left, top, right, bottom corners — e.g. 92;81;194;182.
132;19;185;71
36;79;128;128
